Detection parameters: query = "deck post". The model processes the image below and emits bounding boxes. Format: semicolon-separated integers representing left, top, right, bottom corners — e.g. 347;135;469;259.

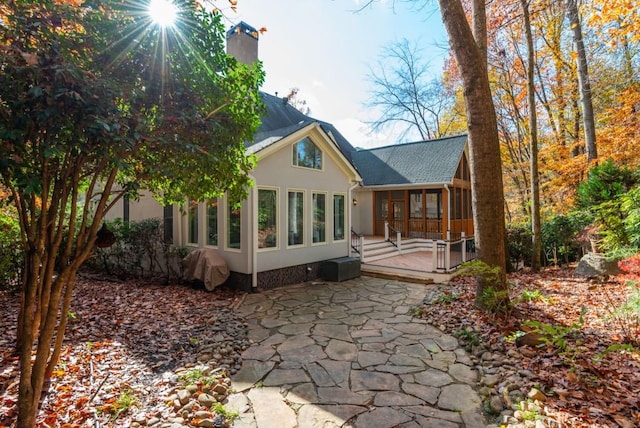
461;231;466;262
432;240;438;272
359;235;364;262
396;231;402;252
384;221;389;241
445;240;451;271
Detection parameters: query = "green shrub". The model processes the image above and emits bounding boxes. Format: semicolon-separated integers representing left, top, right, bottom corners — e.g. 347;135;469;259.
542;211;592;265
0;207;23;291
506;224;532;270
576;159;638;208
593;199;628;251
88;218;186;281
621;187;640;249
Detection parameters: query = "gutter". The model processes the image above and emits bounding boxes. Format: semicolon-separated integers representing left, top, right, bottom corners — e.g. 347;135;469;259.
361;182;451;191
249;174;258;291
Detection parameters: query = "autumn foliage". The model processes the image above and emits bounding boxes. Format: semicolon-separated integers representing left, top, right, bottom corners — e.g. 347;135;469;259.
441;0;640;222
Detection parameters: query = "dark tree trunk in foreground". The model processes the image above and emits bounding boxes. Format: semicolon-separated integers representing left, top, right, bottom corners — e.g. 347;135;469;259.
438;0;509;309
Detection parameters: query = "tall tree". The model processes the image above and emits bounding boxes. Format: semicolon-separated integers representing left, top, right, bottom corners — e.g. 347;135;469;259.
437;0;509;310
565;0;597;163
366;39;460;141
0;1;264;426
520;0;542;271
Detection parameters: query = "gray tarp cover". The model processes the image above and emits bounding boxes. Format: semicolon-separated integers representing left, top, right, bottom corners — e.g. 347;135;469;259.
182;248;230;291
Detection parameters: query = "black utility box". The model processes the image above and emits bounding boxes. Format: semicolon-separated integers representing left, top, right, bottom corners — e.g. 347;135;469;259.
320;257;361;282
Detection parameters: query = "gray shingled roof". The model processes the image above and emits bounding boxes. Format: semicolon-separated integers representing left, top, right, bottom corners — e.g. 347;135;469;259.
350;135;468;186
249;92;357;159
250;92;467;187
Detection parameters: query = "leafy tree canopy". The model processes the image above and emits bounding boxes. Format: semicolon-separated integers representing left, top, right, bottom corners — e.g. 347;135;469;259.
0;0;265;210
0;1;264;425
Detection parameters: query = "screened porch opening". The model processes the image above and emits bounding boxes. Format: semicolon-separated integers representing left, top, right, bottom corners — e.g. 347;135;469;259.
373;188;473;240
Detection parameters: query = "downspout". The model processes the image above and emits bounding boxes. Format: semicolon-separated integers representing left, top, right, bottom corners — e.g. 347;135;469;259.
249;174;258;291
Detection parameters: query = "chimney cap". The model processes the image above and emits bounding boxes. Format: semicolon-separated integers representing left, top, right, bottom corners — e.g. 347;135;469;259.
227;21;259;41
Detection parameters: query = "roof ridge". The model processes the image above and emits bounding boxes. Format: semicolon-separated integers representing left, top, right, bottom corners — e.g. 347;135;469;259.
358;133;467;152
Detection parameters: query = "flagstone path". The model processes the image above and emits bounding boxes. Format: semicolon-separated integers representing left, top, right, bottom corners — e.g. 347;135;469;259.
228;276;486;428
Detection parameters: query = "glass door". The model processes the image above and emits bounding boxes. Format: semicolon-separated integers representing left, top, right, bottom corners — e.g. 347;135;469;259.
391;201;404;234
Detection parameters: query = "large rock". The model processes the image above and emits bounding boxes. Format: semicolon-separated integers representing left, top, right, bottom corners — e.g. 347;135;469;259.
574;253;621;278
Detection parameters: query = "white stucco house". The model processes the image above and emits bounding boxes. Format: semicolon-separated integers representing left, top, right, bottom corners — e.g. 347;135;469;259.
106;22;474;290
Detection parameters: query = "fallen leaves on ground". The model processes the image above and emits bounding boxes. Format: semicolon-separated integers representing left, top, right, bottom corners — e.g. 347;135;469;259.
0;277;243;427
421;266;640;428
2;267;639;427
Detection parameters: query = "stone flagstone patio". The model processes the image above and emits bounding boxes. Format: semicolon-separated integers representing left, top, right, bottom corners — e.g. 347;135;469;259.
227;276;486;428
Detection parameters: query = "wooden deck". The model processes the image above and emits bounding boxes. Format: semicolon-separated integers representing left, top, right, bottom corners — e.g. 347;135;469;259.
359;237;455;284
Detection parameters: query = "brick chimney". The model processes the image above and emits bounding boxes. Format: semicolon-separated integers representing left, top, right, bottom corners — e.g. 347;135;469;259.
226;21;259;65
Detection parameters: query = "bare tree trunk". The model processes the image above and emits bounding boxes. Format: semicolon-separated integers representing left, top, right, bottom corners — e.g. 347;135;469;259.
566;0;597;164
521;0;542;271
472;0;487;65
438;0;509;310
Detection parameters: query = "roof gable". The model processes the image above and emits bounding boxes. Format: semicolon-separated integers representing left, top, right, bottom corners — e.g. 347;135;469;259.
251;92;356;159
350;135;468;186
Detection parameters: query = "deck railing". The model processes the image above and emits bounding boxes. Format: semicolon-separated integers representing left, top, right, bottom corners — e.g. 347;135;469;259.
350;228;364;260
433;233;476;271
384;221;401;250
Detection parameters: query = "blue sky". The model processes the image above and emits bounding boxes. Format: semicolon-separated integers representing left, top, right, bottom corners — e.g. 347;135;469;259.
226;0;448;148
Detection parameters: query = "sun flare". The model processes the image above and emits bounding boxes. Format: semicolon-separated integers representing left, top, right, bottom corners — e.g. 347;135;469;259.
148;0;178;28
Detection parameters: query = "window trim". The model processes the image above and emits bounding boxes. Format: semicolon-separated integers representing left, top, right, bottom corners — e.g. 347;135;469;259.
287;189;305;248
332;193;346;242
291;137;324;171
257;187;279;252
187;199;199;246
225;198;242;252
312;191;328;246
205;198;219;248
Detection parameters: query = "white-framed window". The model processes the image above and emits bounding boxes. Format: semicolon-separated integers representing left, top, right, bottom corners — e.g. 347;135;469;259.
258;188;278;249
333;193;346;241
187;199;199;245
287;190;304;246
227;202;241;250
206;199;218;246
312;192;327;244
292;137;322;170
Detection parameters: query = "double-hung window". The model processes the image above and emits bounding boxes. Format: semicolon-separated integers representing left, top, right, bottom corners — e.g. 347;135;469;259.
258;189;278;249
312;192;326;244
288;191;304;246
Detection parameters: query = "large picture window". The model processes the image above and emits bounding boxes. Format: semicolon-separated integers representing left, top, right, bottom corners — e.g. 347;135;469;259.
288;191;304;246
258;189;278;249
188;200;198;244
227;203;241;250
333;194;345;241
207;199;218;246
292;137;322;170
312;192;326;244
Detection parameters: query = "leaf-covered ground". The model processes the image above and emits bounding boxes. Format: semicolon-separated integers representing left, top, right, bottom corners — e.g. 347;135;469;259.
0;278;244;427
1;268;639;427
420;267;640;427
